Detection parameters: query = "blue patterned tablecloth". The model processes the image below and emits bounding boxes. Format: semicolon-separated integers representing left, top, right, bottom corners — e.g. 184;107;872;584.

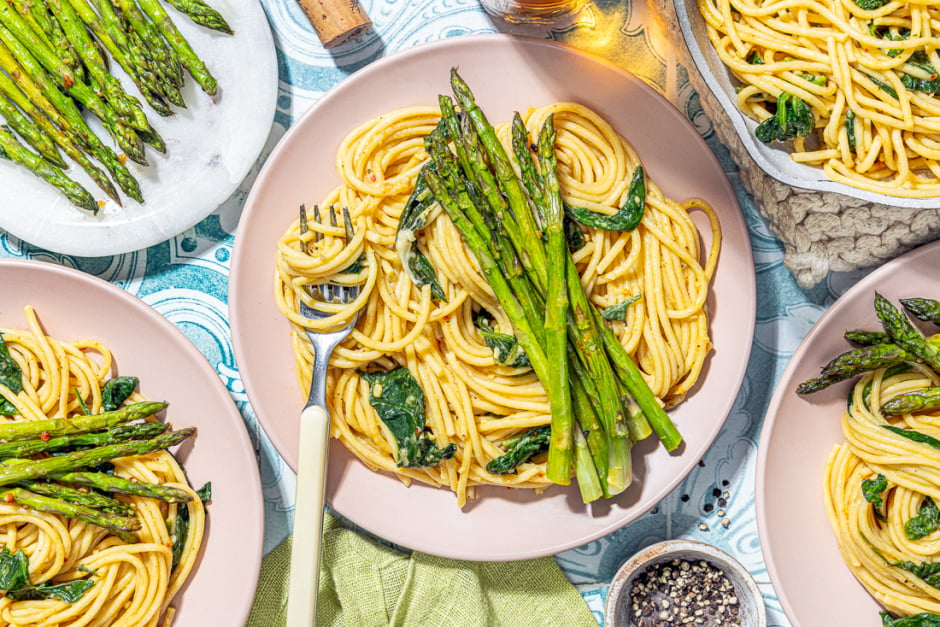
0;0;888;624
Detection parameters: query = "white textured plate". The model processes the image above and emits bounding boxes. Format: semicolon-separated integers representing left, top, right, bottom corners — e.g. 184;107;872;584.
230;34;755;561
758;240;940;626
0;0;277;256
0;259;264;626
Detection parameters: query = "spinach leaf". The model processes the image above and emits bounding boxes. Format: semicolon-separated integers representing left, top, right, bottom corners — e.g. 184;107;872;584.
475;315;530;368
101;376;139;412
862;473;888;520
0;546;28;592
75;389;90;415
9;579;96;603
0;334;22;416
195;481;212;504
166;477;211;572
0;547;95;603
881;612;940;627
406;249;446;301
563;215;585;253
800;73;827;86
870;25;910;57
395;172;446;301
865;74;898;99
906;497;940;540
565;166;646;231
85;461;115;474
901;52;940;94
359;367;456;468
168;502;190;572
906;51;935;74
486;426;550;475
883;425;940;450
890;558;940;588
341;253;367;275
747;52;764;64
601;294;642;322
845;110;857;152
855;0;888;9
755;93;814;143
884;31;909;57
403;172;437;232
884;363;914;378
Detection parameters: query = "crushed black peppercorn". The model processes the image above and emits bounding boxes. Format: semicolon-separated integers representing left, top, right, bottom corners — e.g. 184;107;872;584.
627;557;741;627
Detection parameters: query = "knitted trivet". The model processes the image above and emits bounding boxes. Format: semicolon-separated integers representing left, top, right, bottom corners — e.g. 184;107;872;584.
653;0;940;288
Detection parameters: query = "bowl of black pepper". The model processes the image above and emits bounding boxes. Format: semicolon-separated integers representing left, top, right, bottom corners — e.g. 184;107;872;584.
605;539;766;627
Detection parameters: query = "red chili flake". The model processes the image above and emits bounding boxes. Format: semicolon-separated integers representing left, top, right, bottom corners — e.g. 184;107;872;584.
442;315;450;322
3;493;13;503
414;427;421;435
63;75;74;88
40;431;51;442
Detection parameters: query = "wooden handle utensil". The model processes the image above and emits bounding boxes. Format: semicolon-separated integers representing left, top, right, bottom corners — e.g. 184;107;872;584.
298;0;372;48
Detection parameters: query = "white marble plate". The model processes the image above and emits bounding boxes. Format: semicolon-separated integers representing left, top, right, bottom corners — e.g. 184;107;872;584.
0;0;277;256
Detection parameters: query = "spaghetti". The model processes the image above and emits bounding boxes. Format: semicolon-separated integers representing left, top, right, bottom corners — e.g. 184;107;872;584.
824;364;940;616
698;0;940;197
275;101;721;506
0;306;204;627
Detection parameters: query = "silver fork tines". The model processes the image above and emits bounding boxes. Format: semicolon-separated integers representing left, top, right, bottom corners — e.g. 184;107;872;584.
298;204;360;407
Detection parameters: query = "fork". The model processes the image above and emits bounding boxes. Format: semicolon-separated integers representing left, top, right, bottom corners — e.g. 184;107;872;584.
286;205;360;627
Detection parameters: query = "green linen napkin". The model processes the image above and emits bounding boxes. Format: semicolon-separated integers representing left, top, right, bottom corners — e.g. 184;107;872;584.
247;513;598;626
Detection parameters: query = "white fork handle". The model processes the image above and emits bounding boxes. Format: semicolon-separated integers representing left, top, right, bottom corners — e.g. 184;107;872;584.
285;404;330;627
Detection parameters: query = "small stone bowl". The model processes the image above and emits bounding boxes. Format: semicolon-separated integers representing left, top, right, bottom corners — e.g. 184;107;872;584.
605;539;767;627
